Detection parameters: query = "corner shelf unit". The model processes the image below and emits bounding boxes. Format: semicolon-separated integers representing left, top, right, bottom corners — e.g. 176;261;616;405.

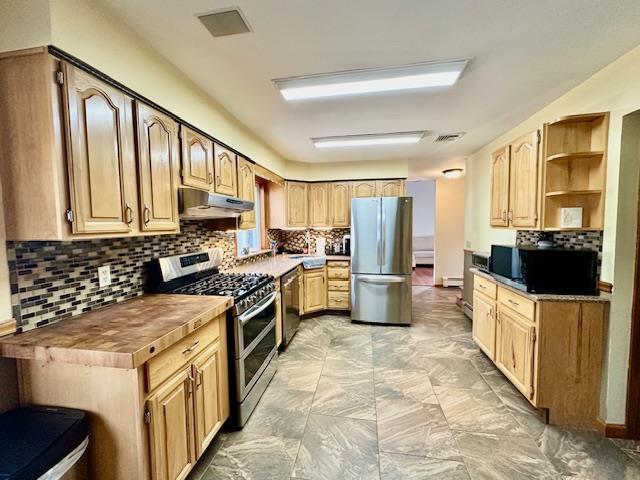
542;112;609;231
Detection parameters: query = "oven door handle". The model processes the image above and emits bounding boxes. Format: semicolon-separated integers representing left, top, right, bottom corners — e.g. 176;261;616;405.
239;291;278;326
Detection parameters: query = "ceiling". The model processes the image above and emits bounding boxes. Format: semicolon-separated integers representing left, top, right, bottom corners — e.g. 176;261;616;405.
99;0;640;178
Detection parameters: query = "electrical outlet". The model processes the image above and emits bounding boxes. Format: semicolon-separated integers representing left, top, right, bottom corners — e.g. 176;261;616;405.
98;265;112;288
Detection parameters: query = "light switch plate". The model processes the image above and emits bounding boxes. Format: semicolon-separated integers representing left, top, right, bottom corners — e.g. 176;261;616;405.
98;265;112;288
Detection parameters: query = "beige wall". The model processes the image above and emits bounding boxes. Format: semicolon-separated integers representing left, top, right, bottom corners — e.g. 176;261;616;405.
286;159;408;182
464;44;640;423
434;177;466;286
0;0;51;53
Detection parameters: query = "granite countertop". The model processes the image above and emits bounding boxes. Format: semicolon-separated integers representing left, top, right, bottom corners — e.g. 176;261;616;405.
470;268;610;303
0;294;233;368
226;254;351;278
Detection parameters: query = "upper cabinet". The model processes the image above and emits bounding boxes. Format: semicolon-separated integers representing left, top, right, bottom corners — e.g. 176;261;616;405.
286;181;308;227
180;126;213;191
213;144;238;197
376;179;405;197
330;182;351;227
236;156;256;230
308;183;330;228
490;131;540;229
63;63;137;234
136;102;180;232
352;181;377;198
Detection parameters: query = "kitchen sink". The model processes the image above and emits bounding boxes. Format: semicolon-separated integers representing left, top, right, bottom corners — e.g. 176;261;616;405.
288;255;326;269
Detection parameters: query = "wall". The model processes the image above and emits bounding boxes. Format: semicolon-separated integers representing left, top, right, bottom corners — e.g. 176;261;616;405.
0;0;50;53
406;180;435;237
434;177;466;285
285;159;408;182
464;44;640;423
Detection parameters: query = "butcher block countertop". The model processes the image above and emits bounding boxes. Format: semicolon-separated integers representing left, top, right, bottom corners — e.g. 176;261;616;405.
227;254;351;279
0;294;233;369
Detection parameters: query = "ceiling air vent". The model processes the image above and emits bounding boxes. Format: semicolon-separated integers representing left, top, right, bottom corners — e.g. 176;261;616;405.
434;132;465;143
197;8;251;37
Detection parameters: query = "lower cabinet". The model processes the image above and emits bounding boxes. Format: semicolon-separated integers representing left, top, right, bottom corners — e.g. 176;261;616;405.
327;261;350;310
472;290;496;360
303;268;327;313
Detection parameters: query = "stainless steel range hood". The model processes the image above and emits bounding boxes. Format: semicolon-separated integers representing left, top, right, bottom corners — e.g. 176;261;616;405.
178;187;254;219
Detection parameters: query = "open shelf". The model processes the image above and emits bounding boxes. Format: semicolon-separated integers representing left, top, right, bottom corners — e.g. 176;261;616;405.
545;189;601;197
546;151;604;162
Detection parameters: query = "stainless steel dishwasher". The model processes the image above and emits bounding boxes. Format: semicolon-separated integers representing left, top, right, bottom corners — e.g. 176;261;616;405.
281;267;301;348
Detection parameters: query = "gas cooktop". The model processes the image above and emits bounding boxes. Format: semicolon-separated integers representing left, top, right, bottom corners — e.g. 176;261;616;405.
173;272;272;300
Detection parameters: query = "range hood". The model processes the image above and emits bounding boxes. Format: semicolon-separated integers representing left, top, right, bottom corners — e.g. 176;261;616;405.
178;187;254;219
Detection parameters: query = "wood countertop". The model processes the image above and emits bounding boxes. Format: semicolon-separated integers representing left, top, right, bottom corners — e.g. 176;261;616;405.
470;268;610;303
0;294;233;369
226;254;351;278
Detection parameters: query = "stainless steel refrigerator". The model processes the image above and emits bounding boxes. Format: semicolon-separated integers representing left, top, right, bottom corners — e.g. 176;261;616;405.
351;197;412;325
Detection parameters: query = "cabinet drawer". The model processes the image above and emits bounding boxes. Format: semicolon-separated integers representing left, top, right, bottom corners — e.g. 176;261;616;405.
328;280;349;292
327;267;350;280
498;287;535;320
474;275;497;299
146;316;221;392
328;291;350;309
327;261;350;268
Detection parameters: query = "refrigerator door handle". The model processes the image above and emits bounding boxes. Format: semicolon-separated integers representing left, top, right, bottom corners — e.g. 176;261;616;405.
359;275;406;284
376;205;382;266
380;206;386;267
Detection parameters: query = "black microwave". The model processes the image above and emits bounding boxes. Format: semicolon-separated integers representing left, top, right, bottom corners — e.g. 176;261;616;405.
490;245;598;295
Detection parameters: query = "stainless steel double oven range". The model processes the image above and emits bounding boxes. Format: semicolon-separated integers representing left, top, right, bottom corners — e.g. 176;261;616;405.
149;249;277;427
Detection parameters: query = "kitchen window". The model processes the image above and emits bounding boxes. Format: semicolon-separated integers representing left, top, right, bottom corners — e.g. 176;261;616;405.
236;183;264;255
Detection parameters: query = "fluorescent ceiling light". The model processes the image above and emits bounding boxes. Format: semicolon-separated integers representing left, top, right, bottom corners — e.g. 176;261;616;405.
274;59;468;100
313;132;426;148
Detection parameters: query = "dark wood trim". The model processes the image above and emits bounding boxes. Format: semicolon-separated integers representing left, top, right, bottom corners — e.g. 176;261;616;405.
598;281;613;293
597;417;630;438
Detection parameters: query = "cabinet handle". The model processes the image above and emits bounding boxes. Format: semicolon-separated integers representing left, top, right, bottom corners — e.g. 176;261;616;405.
508;210;513;221
187;372;195;396
501;211;506;222
195;368;203;387
125;204;133;225
182;340;200;355
478;284;486;290
208;172;213;184
508;299;519;307
143;205;151;224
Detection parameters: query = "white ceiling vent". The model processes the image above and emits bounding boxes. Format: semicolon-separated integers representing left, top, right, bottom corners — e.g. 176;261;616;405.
434;132;465;143
197;8;251;37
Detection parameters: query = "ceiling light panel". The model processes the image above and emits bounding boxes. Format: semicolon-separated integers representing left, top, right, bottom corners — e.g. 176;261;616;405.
312;132;427;148
274;59;468;101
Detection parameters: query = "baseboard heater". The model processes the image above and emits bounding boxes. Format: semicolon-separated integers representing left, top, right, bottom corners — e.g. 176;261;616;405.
443;276;464;287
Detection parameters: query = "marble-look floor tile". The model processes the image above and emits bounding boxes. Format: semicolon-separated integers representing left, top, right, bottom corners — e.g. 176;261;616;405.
311;374;376;421
612;438;640;452
322;351;373;377
270;359;323;392
279;338;328;362
377;397;460;460
454;431;561;480
374;366;438;404
292;414;379;480
379;452;470;480
186;435;226;480
435;386;528;437
205;432;300;480
535;425;640;479
422;355;491;391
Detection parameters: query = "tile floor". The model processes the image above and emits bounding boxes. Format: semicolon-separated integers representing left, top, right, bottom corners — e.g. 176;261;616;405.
188;286;640;480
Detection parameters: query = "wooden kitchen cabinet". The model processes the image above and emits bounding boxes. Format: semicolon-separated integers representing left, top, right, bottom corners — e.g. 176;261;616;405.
237;156;256;229
303;268;327;313
213;143;238;197
136;102;180;232
327;260;350;310
308;183;331;227
472;290;496;360
376;179;405;197
180;126;213;191
330;182;351;227
351;180;377;198
490;146;510;227
286;181;308;227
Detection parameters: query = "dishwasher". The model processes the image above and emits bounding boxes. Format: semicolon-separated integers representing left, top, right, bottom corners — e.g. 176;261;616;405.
281;267;301;348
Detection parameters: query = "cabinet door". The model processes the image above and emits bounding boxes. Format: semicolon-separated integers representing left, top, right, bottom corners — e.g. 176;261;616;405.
495;307;537;400
213;144;238;196
286;182;308;227
180;126;213;191
472;291;496;360
237;156;256;229
304;270;326;313
192;341;226;457
308;183;330;227
330;182;351;227
490;146;510;227
509;131;539;228
136;103;180;232
275;289;283;348
148;368;195;480
351;181;377;198
63;63;134;234
376;180;404;197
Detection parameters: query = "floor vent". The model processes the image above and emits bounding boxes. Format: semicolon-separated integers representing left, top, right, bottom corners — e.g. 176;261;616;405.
443;276;464;287
434;132;465;143
198;8;252;37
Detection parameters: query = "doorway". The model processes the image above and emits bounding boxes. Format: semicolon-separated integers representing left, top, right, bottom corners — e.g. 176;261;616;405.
407;180;435;286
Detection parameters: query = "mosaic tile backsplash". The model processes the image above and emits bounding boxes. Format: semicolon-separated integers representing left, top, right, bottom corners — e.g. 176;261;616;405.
8;221;272;332
268;228;351;254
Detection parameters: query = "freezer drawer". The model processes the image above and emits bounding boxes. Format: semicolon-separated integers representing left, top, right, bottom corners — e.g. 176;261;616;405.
351;274;412;325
